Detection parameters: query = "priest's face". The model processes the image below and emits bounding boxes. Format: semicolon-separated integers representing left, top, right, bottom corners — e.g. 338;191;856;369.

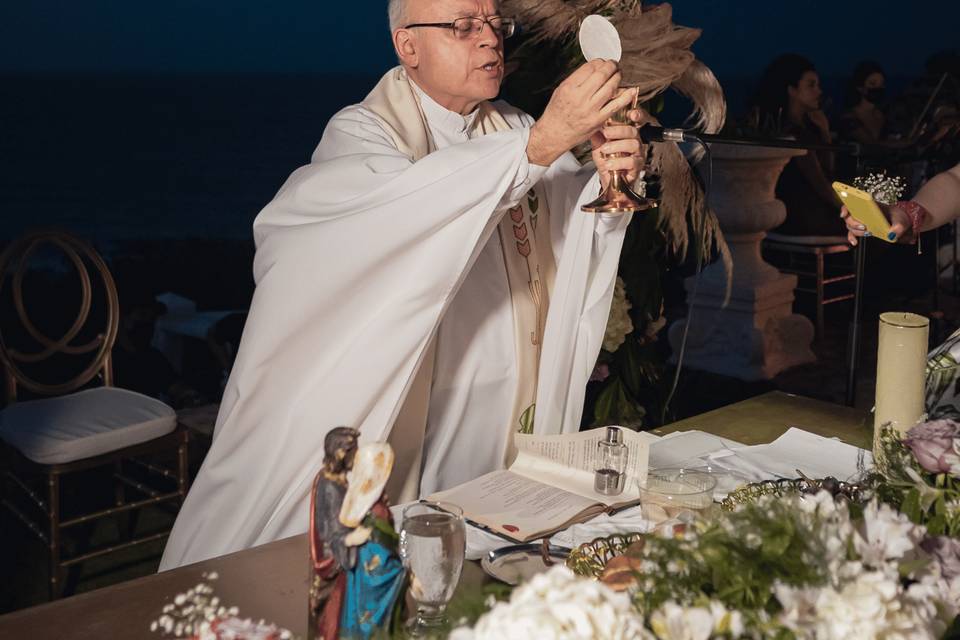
394;0;505;115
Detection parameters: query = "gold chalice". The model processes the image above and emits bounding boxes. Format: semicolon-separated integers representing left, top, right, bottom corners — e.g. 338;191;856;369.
581;88;655;214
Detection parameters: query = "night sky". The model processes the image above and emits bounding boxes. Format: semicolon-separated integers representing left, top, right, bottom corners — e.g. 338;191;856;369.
2;1;957;79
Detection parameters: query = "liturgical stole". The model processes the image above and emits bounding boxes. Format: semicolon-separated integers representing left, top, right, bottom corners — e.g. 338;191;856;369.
362;67;557;501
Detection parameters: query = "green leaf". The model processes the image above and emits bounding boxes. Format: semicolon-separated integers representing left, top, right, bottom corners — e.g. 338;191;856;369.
620;337;647;398
518;403;535;435
901;488;923;523
592;378;620;425
366;514;400;549
527;190;539;213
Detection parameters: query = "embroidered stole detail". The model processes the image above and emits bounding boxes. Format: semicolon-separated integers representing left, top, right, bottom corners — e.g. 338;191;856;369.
362;67;556;498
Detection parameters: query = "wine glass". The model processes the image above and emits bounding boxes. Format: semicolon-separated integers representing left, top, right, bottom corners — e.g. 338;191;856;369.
581;87;656;214
399;501;466;637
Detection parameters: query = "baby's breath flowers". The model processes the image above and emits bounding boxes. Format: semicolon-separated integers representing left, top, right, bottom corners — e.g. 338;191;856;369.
149;572;293;640
853;172;906;205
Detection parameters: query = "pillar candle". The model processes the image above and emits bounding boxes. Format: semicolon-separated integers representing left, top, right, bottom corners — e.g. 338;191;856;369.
874;312;929;449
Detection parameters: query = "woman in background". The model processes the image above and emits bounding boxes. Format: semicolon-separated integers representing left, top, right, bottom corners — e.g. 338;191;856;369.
839;60;887;146
752;54;844;237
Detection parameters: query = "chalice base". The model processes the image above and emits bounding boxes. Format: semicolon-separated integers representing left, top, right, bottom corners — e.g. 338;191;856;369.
581;180;654;214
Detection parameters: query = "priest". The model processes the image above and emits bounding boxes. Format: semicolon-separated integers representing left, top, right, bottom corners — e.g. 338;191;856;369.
160;0;647;570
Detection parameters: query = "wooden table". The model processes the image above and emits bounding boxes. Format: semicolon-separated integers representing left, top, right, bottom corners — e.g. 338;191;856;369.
0;391;869;638
653;391;871;449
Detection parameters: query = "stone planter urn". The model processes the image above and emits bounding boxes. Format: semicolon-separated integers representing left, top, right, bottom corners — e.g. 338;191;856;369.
668;144;815;380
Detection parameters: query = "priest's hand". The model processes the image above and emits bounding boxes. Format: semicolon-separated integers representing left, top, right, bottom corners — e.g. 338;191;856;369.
590;108;652;191
526;60;637;167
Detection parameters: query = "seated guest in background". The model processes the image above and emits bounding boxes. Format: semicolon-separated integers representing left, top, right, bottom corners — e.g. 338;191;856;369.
839;60;887;146
752;54;844;237
836;61;919;179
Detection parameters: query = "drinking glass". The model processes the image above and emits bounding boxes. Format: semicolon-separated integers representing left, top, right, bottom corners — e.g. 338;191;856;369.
637;467;716;523
581;86;656;214
399;501;466;637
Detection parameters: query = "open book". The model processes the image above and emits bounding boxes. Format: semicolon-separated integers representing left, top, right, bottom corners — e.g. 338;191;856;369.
427;427;655;542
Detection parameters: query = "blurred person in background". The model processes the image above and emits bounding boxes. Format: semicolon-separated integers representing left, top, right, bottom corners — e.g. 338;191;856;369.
751;53;843;237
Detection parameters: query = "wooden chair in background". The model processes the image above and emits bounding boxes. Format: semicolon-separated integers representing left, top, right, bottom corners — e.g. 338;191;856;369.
763;233;860;340
0;231;189;599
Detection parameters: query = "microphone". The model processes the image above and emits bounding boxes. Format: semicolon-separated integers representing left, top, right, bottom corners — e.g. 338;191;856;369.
638;124;863;156
638;124;694;143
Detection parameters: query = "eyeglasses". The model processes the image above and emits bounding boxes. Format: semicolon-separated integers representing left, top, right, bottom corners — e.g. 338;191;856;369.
403;16;516;40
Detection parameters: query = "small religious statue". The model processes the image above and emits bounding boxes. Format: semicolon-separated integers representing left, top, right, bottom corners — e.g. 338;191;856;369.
309;427;406;640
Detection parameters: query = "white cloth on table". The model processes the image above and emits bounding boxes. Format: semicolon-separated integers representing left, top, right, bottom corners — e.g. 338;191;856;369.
389;503;654;561
704;427;872;483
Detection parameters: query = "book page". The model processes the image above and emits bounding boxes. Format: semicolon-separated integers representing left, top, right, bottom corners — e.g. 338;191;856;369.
427;469;599;542
511;427;654;505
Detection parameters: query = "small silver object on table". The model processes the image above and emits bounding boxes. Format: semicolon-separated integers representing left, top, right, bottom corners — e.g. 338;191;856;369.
594;426;628;495
481;543;572;586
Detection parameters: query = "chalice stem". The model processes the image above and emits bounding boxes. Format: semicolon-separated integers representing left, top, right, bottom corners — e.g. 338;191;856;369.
581;88;654;214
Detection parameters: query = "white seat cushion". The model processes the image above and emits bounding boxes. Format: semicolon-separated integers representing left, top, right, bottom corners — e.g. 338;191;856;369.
0;387;177;465
765;232;849;246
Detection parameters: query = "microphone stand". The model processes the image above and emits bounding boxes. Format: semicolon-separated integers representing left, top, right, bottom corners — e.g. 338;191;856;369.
674;129;867;407
848;158;867;408
691;130;861;156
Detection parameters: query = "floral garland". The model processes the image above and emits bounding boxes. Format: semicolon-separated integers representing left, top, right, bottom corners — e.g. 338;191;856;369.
451;419;960;639
451;491;959;639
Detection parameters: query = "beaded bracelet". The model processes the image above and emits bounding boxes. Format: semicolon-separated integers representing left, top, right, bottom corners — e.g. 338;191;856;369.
896;200;930;254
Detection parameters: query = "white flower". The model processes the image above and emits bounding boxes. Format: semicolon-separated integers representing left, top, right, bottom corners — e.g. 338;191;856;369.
796;489;842;517
649;602;714;640
854;500;924;568
776;568;949;640
463;566;651;640
816;570;898;638
791;491;856;574
774;583;821;631
707;600;743;637
603;277;634;353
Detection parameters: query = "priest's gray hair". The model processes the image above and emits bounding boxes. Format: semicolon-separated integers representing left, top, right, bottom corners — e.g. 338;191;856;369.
388;0;407;32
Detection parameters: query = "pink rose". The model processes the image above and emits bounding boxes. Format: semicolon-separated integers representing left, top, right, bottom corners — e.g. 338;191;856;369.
903;419;960;474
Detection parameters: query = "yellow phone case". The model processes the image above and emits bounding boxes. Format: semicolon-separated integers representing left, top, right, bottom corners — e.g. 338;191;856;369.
832;181;895;242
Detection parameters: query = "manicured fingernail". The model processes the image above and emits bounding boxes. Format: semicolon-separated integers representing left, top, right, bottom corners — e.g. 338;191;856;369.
864;231;872;237
887;231;897;240
857;224;865;230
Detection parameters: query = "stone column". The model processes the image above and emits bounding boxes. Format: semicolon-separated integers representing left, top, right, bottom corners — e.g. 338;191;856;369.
668;144;815;380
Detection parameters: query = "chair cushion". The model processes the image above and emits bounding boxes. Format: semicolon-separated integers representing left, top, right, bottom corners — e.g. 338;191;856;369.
0;387;177;464
765;232;850;246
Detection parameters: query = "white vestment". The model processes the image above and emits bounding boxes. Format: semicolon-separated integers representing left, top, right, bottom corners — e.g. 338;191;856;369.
159;67;630;570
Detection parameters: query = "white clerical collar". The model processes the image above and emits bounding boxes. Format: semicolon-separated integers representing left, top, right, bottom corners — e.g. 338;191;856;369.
410;79;479;136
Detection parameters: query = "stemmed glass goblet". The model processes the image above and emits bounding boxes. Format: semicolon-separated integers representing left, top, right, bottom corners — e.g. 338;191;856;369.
398;501;467;637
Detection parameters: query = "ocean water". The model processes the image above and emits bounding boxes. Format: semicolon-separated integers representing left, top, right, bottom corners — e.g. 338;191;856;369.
1;72;858;246
0;73;378;244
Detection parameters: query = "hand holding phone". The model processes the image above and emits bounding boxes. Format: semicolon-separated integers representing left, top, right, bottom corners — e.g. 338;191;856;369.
833;182;896;243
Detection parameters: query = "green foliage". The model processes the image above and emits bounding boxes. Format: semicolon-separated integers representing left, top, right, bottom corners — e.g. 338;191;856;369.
590;207;672;429
869;425;960;537
366;513;400;550
633;500;827;621
445;581;513;628
389;581;514;639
